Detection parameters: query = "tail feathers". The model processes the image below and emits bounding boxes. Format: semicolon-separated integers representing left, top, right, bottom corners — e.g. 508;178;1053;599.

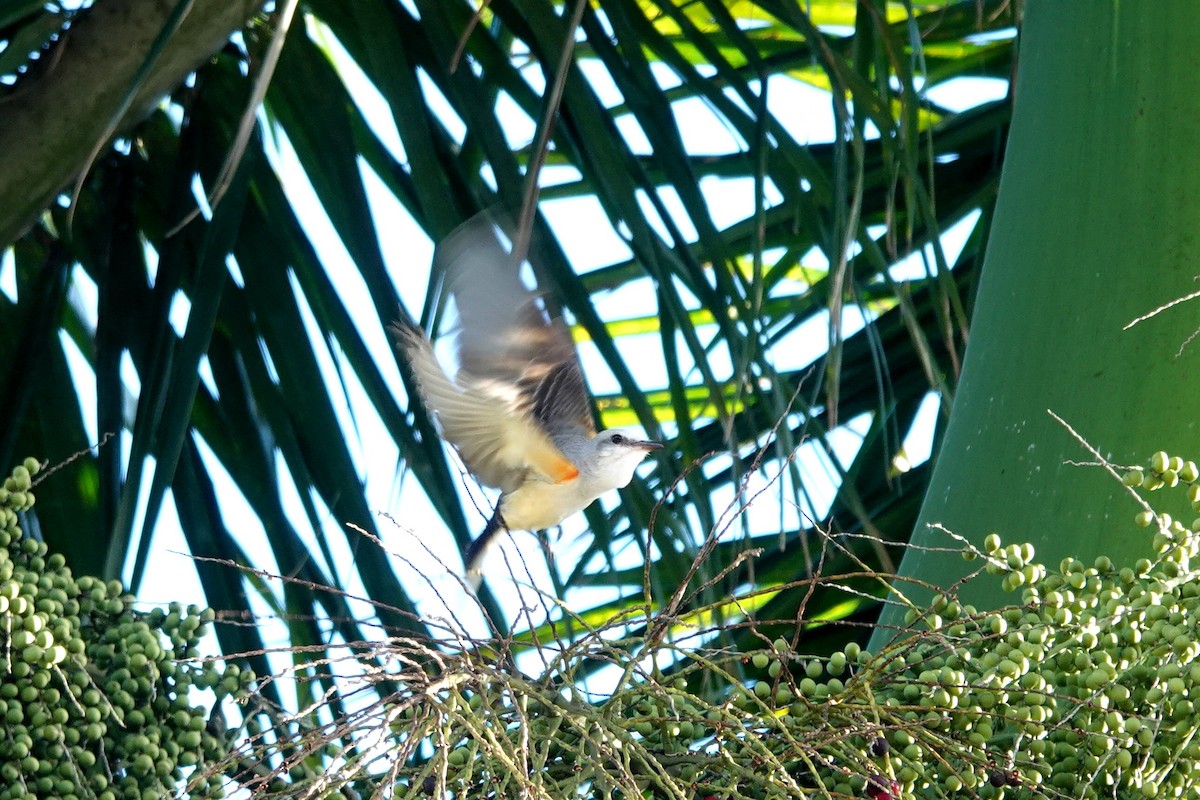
464;507;505;590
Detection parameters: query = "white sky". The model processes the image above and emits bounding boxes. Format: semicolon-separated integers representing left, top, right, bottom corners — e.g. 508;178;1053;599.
0;14;1011;672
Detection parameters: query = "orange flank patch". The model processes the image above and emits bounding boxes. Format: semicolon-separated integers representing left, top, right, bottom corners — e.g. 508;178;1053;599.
527;438;580;484
539;450;579;483
552;460;580;483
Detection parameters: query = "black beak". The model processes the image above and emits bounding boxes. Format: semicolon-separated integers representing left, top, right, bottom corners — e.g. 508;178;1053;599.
636;440;665;451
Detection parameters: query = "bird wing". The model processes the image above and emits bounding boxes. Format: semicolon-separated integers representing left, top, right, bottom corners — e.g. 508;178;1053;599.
394;323;580;494
527;358;593;439
438;214;596;439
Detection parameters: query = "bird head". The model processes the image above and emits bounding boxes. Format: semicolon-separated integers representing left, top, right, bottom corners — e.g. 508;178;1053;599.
588;428;663;488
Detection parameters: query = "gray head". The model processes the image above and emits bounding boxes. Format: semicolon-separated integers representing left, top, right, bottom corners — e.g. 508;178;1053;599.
586;427;663;489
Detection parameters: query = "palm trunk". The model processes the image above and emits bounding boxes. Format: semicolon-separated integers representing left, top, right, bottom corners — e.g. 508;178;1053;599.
0;0;261;247
877;3;1200;632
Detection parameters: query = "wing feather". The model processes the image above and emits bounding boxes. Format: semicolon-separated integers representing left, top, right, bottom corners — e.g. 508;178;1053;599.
393;323;579;493
438;214;596;438
529;359;593;436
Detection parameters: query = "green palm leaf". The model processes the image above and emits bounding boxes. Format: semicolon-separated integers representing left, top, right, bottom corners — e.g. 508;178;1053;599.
0;0;1017;714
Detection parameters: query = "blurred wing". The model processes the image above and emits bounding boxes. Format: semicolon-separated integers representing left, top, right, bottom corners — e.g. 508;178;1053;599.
438;213;596;438
393;323;580;493
529;359;593;438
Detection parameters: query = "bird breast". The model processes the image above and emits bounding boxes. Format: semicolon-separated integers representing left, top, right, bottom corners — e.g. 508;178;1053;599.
498;473;604;532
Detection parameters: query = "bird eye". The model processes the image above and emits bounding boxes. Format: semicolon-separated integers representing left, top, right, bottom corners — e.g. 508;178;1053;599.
609;433;624;444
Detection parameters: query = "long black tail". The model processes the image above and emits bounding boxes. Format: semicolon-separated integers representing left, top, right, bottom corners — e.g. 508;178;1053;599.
464;506;505;589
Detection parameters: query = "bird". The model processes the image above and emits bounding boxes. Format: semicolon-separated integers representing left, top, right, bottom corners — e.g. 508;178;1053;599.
393;213;663;588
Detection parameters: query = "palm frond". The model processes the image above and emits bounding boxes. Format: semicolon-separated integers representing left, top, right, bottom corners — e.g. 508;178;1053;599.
0;0;1018;707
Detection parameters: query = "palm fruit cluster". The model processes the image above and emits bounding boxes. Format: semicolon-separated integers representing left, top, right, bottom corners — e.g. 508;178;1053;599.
0;458;251;800
388;450;1200;799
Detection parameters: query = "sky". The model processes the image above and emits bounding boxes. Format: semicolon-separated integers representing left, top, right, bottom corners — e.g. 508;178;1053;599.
0;11;1012;669
239;37;1004;640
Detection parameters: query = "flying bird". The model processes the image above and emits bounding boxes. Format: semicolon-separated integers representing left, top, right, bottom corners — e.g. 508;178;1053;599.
394;214;662;587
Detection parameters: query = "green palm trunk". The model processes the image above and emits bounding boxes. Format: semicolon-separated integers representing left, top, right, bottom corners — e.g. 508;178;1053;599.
878;3;1200;632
